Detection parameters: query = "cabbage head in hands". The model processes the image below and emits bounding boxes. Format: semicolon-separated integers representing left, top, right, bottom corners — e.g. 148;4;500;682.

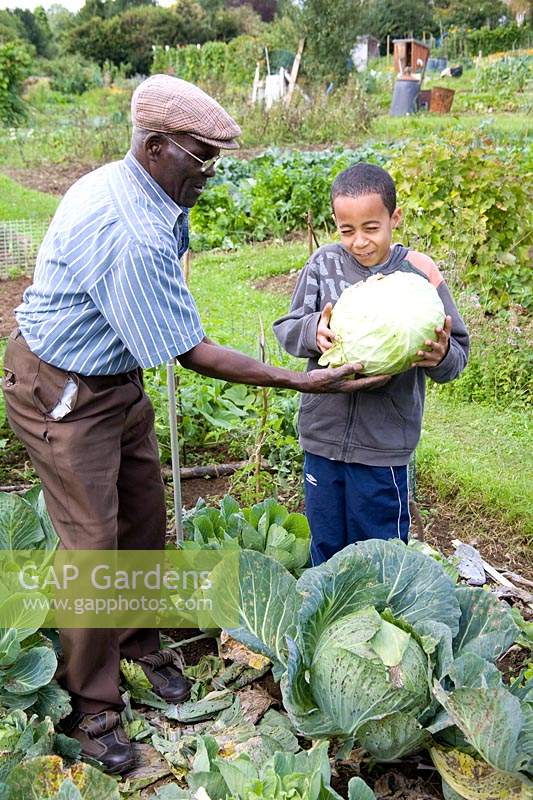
318;272;445;376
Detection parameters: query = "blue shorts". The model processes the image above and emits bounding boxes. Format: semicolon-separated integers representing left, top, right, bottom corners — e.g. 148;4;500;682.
303;451;410;566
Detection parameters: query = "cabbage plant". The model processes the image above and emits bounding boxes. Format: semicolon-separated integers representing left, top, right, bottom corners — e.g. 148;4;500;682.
318;272;445;375
207;540;532;798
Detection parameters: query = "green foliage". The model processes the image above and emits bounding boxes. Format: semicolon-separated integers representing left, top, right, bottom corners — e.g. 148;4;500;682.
434;0;509;30
190;144;384;250
12;8;53;58
154;738;367;800
474;55;532;94
208;539;525;781
69;0;256;74
361;0;437;42
68;2;209;74
0;711;81;794
40;54;103;95
0;11;27;45
0;94;131;167
236;76;372;147
432;306;533;409
152;36;263;87
301;0;365;82
3;755;120;799
464;23;532;56
183;495;311;574
388;131;533;311
0;41;33;126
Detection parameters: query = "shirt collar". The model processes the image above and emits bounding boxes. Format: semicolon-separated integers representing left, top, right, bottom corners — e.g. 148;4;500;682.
123;150;183;230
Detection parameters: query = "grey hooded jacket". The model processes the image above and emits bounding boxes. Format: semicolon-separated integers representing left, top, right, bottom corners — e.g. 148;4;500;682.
273;243;469;466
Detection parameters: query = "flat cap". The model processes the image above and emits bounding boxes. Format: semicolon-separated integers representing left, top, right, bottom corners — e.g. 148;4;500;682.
131;74;241;150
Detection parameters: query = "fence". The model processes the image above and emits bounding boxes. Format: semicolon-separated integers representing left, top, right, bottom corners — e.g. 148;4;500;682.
0;219;47;279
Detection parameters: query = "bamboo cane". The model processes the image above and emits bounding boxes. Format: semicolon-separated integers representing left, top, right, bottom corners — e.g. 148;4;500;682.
167;359;183;544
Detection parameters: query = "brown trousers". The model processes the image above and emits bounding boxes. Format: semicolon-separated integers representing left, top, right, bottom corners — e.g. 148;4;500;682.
2;330;166;713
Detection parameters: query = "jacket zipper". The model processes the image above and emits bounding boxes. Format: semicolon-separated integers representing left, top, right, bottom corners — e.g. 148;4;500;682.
340;392;359;460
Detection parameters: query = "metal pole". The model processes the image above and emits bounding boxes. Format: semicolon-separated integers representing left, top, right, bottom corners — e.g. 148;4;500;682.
166;358;183;543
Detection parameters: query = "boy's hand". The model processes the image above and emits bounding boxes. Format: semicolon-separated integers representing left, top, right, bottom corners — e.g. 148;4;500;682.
413;316;452;368
304;364;391;394
316;303;336;353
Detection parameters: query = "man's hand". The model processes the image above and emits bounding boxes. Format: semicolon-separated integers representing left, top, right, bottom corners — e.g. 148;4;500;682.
412;316;452;368
179;340;390;394
304;363;391;394
316;303;336;353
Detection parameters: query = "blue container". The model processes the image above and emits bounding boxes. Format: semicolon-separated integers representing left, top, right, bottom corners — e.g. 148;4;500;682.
390;79;420;116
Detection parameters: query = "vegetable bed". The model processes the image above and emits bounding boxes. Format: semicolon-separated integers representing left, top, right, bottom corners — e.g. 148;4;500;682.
0;488;531;800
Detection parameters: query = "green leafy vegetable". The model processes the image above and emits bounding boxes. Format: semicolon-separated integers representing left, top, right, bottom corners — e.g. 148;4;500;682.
318;272;445;375
183;496;310;576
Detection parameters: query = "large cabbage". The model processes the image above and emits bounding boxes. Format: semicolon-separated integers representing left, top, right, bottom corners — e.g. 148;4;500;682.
318;272;445;375
206;539;532;799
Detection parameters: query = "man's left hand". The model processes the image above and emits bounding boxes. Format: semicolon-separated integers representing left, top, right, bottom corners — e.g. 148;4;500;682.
412;315;452;368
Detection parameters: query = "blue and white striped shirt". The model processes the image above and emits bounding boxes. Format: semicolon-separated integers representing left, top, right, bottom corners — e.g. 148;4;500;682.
16;151;204;375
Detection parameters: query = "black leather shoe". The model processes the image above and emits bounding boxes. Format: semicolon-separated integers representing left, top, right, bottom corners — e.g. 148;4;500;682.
65;710;135;775
135;648;191;703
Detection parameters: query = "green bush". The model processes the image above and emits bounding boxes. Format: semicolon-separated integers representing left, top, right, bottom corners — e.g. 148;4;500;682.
0;41;33;125
68;2;214;75
429;305;532;409
465;24;532;57
40;54;103;95
152;35;263;87
388;131;533;311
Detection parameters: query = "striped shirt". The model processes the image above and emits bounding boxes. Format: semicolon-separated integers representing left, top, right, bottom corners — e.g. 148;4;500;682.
16;151;204;375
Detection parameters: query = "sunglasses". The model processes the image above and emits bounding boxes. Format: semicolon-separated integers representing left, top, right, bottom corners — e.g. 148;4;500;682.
161;134;220;173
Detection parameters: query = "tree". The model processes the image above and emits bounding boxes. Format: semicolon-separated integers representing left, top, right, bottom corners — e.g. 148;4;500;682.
68;1;211;74
227;0;277;23
360;0;437;41
432;0;509;30
0;10;27;45
0;40;34;124
46;4;77;49
301;0;367;82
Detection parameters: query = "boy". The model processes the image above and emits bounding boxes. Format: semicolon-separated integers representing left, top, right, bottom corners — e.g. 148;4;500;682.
273;163;469;565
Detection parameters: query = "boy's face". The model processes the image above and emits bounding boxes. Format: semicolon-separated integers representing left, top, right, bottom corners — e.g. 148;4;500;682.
333;192;402;268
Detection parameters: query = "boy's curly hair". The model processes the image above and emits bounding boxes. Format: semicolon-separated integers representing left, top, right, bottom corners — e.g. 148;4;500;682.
331;163;396;216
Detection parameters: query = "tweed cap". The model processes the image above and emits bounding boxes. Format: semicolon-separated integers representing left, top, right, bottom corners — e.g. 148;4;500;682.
131;74;241;149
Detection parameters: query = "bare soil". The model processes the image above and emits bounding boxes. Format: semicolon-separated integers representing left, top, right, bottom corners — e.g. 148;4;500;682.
254;271;300;296
0;276;31;336
3;162;100;197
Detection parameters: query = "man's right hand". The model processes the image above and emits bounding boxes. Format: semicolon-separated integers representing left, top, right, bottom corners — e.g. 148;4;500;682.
179;339;390;394
316;302;336;353
303;363;391;394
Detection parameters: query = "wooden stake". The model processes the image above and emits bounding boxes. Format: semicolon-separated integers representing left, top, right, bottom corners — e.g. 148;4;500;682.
254;317;269;503
307;210;314;255
285;38;305;107
251;61;261;104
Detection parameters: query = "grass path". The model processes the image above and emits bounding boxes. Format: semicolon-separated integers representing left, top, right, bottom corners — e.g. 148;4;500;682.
418;395;532;540
0;174;58;220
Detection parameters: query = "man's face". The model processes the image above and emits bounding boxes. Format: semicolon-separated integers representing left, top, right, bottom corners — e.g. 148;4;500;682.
147;132;220;207
333;192;402;267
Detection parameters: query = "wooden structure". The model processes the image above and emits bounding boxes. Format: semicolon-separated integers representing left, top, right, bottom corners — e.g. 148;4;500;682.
393;39;430;79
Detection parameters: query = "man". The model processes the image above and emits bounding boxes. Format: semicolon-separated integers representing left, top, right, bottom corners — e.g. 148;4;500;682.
2;75;387;774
